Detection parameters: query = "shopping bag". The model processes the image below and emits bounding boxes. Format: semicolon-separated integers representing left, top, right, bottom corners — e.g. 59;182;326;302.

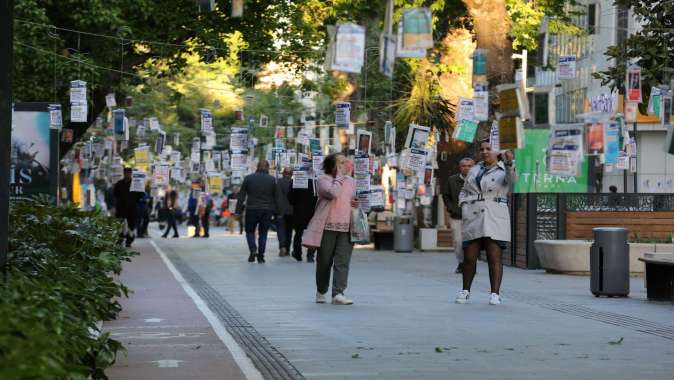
350;208;370;244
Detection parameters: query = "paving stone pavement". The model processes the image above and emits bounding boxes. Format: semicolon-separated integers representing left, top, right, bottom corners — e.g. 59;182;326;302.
151;226;674;380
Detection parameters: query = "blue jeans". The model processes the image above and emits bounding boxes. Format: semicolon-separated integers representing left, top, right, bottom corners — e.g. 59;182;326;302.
245;209;274;256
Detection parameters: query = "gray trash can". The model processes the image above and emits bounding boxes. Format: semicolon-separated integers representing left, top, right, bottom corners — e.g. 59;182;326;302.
590;227;629;297
394;217;414;252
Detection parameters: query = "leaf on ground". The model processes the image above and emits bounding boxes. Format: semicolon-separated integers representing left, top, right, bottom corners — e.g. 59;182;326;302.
435;347;444;353
351;353;360;359
608;337;624;345
504;348;515;351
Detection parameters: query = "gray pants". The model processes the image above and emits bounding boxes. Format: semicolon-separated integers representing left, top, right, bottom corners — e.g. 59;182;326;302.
316;230;353;297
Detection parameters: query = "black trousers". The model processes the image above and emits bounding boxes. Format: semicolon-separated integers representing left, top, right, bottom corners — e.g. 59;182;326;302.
162;210;179;237
198;214;210;237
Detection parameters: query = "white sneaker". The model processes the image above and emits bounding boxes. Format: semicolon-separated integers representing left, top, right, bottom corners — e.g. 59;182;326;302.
489;293;502;305
315;292;327;304
455;290;470;304
331;293;353;305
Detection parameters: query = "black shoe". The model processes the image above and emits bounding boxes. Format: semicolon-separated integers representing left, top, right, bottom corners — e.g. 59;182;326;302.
203;234;209;238
172;235;179;238
248;253;256;263
291;252;302;262
257;255;265;264
162;235;168;239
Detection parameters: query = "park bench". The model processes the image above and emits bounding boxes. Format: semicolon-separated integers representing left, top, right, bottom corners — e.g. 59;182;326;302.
638;253;674;303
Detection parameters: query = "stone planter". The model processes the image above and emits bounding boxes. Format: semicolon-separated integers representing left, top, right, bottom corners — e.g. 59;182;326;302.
534;240;650;274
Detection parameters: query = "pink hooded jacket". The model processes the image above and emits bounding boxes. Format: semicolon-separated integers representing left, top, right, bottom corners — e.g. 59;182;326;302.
302;174;356;248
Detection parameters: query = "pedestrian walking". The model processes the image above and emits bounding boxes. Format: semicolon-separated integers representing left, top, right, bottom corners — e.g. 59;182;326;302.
227;187;244;234
197;192;214;238
288;177;318;262
113;168;143;247
455;141;515;306
276;167;294;257
136;183;152;238
442;158;475;274
236;160;279;263
188;188;200;237
303;153;358;305
161;188;179;238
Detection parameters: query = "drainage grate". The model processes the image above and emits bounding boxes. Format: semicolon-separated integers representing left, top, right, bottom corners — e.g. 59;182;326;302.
165;251;305;380
504;290;674;341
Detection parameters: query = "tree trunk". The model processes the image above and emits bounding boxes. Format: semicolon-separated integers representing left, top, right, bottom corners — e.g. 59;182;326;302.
463;0;514;84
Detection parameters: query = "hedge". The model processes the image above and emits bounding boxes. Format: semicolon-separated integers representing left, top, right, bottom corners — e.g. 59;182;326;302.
0;198;136;379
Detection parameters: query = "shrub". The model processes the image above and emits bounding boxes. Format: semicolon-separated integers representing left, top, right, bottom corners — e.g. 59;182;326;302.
0;198;136;379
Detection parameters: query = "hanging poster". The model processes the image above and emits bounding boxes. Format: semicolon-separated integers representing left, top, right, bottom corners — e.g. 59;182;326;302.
585;121;605;154
379;33;396;78
309;138;321;153
170;151;182;164
514;129;588;193
356;130;372;155
354;154;370;176
292;169;309;189
405;124;430;149
113;109;125;136
332;23;365;73
407;148;428;171
70;80;87;104
489;120;500;151
171;166;184;182
48;104;62;130
130;171;146;193
648;87;662;116
259;115;269;128
286;126;294;139
200;109;213;134
155;132;166;154
498;117;520;150
473;83;489;121
70;103;88;123
355;174;371;192
231;150;248;171
148;117;160;131
557;56;577;80
604;122;620;165
396;22;426;58
153;164;170;186
472;49;487;76
457;97;475;123
105;93;117;108
230;128;248;151
626;65;642;103
455;120;478;143
231;0;243;17
312;153;324;175
547;125;583;176
401;8;433;50
335;102;351;129
207;174;223;194
662;94;673;127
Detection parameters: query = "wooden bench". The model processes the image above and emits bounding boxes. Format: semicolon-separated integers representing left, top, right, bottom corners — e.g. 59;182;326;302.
638;253;674;302
567;211;674;240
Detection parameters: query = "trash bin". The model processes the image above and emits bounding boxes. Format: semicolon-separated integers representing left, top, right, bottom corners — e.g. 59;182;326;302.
590;227;629;297
394;217;414;252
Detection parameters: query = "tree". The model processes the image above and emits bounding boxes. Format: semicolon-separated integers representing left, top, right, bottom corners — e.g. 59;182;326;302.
13;0;291;157
594;0;674;108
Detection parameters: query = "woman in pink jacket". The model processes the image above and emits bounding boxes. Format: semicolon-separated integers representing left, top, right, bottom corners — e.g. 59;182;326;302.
302;153;357;305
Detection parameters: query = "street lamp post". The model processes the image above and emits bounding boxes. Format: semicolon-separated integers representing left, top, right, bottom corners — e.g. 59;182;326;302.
0;0;14;271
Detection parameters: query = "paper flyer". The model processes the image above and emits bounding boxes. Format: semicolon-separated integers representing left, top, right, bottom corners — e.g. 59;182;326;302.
130;171;146;193
292;170;309;189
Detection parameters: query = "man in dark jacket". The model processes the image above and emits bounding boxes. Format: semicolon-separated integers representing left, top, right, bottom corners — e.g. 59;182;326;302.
442;158;474;273
288;177;318;262
236;160;279;263
276;167;294;257
113;168;143;247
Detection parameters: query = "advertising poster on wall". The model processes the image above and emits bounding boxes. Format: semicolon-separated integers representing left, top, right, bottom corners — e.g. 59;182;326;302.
514;129;588;193
12;103;59;198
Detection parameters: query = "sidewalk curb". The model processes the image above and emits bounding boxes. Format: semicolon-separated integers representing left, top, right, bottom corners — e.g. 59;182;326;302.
150;240;264;380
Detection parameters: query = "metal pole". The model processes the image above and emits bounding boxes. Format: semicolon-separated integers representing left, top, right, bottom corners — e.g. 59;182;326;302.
0;0;14;270
633;121;638;192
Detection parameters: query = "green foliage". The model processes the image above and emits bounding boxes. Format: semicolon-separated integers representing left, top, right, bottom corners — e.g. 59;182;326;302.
506;0;583;51
0;199;136;379
594;0;674;108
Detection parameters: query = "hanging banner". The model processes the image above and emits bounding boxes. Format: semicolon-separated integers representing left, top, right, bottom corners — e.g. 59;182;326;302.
557;56;577;80
473;83;489;121
404;124;430;149
113;109;125;137
331;23;365;73
626;65;642;103
292;169;309;189
515;129;588;193
335;102;351;129
379;33;396;78
69;80;87;104
472;49;487;76
547;125;583;177
498;116;523;150
401;8;433;50
455;120;478;143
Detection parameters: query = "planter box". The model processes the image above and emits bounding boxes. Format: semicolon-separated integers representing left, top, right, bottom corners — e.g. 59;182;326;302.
534;240;650;274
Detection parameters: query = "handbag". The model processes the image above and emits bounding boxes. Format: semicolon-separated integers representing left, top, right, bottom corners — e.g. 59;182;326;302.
350;208;370;244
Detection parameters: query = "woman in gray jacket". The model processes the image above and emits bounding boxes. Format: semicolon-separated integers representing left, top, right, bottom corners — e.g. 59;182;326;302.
455;141;515;306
